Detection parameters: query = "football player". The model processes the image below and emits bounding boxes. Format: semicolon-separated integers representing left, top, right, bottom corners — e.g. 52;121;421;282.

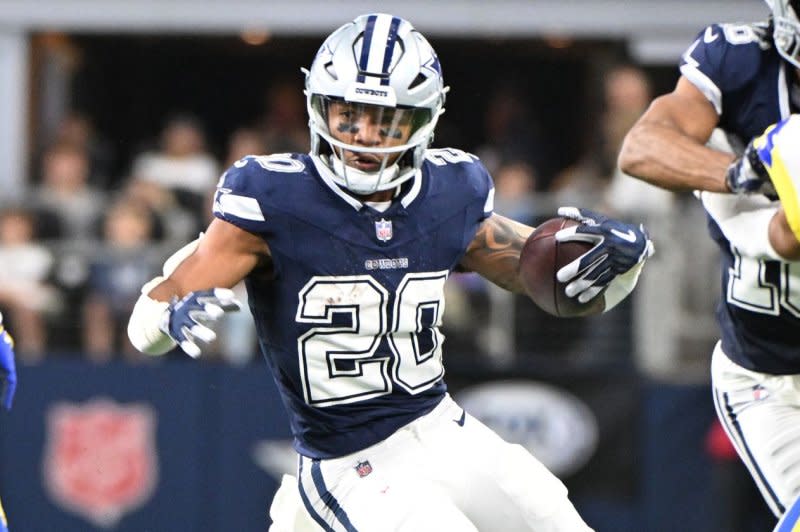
618;1;800;526
0;313;17;532
128;13;653;531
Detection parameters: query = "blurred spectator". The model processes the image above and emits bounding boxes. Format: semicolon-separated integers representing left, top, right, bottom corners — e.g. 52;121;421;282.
601;65;673;215
123;178;197;246
260;80;310;154
551;64;667;211
82;199;164;362
474;82;551;183
50;111;116;189
224;127;268;168
0;207;58;359
492;160;539;223
29;142;106;240
131;114;219;215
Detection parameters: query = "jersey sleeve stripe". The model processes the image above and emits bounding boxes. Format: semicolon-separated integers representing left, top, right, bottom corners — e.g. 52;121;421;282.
214;193;266;221
680;62;723;115
483;187;495;216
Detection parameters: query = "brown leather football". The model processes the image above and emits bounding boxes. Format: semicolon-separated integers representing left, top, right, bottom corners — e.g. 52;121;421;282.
519;217;606;317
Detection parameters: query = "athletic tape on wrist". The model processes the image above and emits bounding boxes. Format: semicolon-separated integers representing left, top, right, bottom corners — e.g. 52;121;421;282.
127;276;176;356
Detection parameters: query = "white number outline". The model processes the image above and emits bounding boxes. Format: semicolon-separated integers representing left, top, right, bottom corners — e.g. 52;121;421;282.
296;276;391;407
233;153;306;173
296;272;448;407
388;272;447;393
720;23;761;46
425;148;477;166
781;263;800;317
727;248;800;317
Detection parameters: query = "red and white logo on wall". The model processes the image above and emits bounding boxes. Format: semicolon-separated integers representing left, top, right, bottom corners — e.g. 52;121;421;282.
43;398;158;527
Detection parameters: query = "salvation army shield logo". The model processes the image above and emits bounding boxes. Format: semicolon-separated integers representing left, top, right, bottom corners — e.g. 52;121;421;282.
43;398;158;527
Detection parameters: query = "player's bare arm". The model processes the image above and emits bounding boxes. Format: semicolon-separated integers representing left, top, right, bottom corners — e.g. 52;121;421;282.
459;213;534;294
128;218;271;356
149;218;271;302
618;76;734;192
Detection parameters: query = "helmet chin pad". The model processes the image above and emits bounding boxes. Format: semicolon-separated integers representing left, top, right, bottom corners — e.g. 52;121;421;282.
330;152;411;195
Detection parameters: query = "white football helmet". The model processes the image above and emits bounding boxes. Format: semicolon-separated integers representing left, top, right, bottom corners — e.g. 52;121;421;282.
766;0;800;68
304;13;447;195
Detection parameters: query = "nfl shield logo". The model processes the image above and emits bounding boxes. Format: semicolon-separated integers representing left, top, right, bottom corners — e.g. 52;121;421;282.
43;398;158;527
355;460;373;478
375;218;393;242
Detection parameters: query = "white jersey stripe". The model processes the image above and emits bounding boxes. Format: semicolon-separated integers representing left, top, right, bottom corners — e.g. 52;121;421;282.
214;193;265;221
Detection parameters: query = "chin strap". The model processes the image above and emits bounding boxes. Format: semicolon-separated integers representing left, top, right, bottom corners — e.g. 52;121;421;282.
330;154;402;194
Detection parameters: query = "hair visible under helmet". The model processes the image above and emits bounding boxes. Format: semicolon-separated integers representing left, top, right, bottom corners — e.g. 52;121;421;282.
303;13;447;195
766;0;800;68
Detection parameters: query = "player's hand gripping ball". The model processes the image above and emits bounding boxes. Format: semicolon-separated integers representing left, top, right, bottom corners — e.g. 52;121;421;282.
519;207;653;317
519;217;602;317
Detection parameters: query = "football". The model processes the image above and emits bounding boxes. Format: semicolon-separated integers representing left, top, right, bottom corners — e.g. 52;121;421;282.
519;217;606;317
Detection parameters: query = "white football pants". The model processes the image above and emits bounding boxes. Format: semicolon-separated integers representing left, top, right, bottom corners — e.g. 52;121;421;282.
712;341;800;517
273;393;592;532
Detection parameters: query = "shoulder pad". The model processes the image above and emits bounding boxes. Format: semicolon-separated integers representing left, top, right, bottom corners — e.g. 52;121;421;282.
424;148;494;217
682;23;768;90
212;154;310;231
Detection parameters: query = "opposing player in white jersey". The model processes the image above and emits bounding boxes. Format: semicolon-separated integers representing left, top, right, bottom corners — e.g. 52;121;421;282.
128;14;653;531
619;1;800;528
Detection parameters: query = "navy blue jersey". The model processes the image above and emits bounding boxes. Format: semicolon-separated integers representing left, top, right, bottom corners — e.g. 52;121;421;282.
213;150;494;458
681;22;800;373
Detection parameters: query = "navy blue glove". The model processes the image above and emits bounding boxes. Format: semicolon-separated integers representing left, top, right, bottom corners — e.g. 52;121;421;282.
555;207;654;303
160;289;241;358
725;139;778;199
0;313;17;411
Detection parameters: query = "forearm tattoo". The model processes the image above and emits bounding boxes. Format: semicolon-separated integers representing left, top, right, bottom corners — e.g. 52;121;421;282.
462;214;533;293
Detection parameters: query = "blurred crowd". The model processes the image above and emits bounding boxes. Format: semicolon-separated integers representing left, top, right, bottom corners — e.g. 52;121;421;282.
0;64;708;372
0;78;313;365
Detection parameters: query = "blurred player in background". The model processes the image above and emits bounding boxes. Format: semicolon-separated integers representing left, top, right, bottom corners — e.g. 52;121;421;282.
0;313;18;532
128;13;653;531
619;1;800;528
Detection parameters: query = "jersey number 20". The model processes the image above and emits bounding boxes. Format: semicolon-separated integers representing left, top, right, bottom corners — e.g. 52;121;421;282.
296;273;447;407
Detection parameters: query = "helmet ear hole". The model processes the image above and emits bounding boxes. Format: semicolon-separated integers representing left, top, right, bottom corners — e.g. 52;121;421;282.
324;62;338;80
408;73;428;90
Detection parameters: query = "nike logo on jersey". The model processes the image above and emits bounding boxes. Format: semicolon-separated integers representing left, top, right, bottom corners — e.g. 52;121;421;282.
703;27;719;43
453;409;466;427
610;228;637;243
